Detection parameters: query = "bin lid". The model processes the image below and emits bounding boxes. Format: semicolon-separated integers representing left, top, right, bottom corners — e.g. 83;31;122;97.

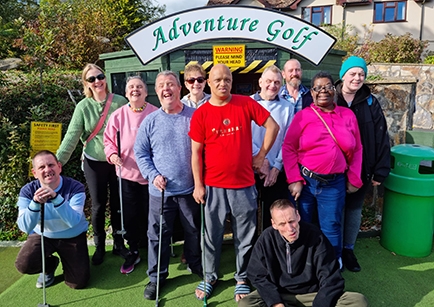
391;144;434;178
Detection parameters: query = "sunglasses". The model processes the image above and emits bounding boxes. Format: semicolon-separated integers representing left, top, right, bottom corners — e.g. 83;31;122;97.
86;73;106;83
186;77;205;84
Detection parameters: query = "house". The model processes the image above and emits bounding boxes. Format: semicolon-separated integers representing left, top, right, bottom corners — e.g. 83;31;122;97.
207;0;434;54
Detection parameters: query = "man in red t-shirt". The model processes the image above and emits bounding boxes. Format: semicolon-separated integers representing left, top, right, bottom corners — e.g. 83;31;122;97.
189;64;279;302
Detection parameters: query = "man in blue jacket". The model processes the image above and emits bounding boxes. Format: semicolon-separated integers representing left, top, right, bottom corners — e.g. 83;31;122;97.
15;150;89;289
239;199;368;307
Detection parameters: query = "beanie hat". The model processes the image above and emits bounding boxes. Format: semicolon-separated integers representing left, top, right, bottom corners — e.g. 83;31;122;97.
339;56;368;79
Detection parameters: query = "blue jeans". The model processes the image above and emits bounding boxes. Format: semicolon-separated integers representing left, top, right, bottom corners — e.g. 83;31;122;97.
298;173;346;258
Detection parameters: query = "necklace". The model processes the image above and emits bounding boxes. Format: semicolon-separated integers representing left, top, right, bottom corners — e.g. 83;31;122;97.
128;102;147;113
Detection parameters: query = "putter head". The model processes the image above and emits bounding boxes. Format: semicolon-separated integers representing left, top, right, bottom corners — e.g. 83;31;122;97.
38;304;50;307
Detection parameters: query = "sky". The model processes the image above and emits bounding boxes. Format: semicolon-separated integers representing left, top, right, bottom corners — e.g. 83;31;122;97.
155;0;209;16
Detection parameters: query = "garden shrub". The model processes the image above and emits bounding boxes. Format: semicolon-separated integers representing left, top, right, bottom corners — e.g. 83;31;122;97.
0;68;85;240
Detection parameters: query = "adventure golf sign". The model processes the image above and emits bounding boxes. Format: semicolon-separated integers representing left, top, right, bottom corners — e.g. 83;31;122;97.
126;5;336;66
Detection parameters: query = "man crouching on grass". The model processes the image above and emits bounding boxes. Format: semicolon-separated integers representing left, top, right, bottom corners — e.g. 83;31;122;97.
239;199;368;307
15;150;90;289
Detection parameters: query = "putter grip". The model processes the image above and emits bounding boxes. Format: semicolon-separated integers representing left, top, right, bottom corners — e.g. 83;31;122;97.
40;202;45;231
116;130;121;156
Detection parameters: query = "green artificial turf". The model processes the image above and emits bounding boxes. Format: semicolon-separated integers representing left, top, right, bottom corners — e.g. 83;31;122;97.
1;237;434;306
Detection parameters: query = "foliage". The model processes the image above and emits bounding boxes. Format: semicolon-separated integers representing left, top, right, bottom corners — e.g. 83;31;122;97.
13;0;165;69
424;55;434;64
366;33;428;64
0;69;85;240
0;1;39;59
322;23;360;59
325;23;428;64
0;120;30;241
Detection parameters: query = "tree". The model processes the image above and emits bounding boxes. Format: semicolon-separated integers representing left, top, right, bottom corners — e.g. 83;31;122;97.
14;0;165;69
0;1;39;59
322;22;360;59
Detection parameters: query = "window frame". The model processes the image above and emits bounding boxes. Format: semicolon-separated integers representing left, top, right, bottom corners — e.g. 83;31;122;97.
373;1;407;23
302;5;333;26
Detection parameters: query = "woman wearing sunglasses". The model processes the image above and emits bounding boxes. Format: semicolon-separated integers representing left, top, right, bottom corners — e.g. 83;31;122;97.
181;63;210;109
57;63;128;266
282;71;363;269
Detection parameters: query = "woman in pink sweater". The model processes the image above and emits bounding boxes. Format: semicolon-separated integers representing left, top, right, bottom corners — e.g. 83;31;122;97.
104;76;158;274
282;71;363;266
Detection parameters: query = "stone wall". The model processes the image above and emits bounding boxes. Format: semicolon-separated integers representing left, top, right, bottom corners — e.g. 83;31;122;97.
361;64;434;231
368;63;434;132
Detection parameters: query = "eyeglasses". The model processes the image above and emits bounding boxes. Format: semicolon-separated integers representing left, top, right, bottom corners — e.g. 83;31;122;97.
312;85;335;92
86;73;105;83
186;77;205;84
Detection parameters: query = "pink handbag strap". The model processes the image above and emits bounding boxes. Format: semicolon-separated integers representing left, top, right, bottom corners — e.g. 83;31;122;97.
84;93;114;147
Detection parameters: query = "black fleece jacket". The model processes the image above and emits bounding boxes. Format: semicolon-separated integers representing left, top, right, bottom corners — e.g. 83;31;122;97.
335;81;391;184
247;221;345;307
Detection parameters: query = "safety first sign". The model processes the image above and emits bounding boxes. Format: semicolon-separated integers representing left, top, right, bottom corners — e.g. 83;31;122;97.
213;45;245;67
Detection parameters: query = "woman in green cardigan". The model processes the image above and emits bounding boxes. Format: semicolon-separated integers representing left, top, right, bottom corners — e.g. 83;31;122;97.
57;63;128;265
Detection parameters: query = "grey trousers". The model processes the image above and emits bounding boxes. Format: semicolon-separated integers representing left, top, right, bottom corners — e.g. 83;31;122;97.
238;290;369;307
204;185;257;283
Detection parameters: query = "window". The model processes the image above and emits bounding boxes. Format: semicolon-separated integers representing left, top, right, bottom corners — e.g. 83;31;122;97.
374;1;406;23
302;6;332;26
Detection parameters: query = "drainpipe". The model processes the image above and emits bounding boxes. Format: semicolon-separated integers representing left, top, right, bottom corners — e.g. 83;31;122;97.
419;0;426;41
342;2;347;41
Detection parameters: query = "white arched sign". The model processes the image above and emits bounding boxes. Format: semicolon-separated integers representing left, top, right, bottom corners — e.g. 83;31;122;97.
126;5;336;66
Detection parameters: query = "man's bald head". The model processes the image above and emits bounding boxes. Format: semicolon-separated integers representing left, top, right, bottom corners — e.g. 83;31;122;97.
208;64;233;103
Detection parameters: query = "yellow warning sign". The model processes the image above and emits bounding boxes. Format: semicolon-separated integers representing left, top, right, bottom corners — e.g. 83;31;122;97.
29;122;62;175
213;45;245;67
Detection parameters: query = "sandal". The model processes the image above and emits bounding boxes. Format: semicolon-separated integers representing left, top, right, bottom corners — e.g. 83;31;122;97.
234;283;251;302
195;281;214;301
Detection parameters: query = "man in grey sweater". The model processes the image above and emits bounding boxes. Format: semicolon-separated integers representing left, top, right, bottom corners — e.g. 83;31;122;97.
134;70;202;300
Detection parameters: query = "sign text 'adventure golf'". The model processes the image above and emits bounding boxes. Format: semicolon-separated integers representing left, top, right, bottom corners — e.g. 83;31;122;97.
126;6;336;66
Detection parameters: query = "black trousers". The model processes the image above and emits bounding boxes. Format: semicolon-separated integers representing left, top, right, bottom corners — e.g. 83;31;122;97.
83;157;122;247
121;178;149;251
255;171;289;230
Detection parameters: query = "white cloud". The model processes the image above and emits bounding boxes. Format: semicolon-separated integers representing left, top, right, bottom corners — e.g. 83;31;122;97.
155;0;209;16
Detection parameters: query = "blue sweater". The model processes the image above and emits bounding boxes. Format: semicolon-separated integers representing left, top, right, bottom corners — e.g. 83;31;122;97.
134;106;195;197
17;176;88;239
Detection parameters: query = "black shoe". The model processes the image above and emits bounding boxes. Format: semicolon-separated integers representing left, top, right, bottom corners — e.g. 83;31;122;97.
342;248;361;272
120;251;141;274
92;246;105;265
113;245;129;259
144;282;158;300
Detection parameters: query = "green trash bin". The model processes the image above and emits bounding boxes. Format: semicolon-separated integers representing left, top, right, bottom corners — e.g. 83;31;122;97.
381;144;434;257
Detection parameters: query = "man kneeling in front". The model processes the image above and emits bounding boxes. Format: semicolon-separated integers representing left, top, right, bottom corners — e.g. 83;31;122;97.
239;199;368;307
15;150;90;289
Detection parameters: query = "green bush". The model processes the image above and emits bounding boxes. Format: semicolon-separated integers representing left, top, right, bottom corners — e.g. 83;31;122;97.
361;33;428;64
0;69;85;240
424;55;434;64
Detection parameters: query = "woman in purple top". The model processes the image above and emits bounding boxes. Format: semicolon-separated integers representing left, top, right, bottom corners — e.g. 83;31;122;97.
282;71;363;265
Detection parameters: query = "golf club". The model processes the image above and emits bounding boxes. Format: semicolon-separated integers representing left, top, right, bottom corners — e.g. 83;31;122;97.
38;202;50;307
116;130;126;237
155;188;165;307
201;202;207;307
170;237;176;257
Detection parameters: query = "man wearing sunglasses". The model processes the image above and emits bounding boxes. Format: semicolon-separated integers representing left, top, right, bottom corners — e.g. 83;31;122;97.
181;63;210;109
